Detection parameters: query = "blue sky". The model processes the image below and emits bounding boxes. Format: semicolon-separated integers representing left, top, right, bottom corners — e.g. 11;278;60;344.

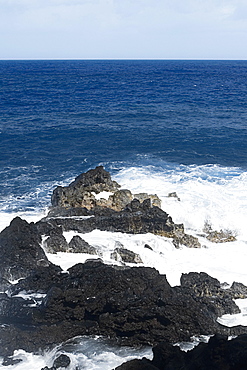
1;0;247;59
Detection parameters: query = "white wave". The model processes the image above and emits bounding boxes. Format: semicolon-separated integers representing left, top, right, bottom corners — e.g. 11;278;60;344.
217;298;247;327
113;164;247;240
0;337;152;370
45;229;247;288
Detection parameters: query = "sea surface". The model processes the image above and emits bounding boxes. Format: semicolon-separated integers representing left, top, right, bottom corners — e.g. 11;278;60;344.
0;60;247;369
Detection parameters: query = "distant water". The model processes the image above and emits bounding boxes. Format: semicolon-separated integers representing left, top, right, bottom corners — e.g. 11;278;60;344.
0;59;247;215
0;60;247;369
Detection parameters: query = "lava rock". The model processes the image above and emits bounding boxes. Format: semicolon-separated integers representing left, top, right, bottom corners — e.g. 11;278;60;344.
0;217;50;280
43;234;68;253
111;247;143;264
117;334;247;370
68;235;97;254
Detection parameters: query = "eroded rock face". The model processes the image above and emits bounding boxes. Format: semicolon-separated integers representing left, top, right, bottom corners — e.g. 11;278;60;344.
51;166;121;209
51;166;161;212
180;272;241;318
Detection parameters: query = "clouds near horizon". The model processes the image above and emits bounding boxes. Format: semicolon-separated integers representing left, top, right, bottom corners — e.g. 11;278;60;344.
1;0;247;59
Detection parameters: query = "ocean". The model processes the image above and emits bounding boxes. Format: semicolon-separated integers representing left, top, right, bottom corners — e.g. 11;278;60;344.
0;59;247;369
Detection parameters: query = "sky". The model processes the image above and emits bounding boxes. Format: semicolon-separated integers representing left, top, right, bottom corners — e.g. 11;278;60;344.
0;0;247;60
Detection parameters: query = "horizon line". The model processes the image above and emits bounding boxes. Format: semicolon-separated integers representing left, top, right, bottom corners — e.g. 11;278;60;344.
0;57;247;61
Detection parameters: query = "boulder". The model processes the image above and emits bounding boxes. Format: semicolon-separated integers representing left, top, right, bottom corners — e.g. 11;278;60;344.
111;247;143;264
68;235;97;254
43;235;68;253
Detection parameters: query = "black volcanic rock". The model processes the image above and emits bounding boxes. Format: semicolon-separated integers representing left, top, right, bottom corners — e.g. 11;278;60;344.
1;260;247;358
51;166;120;209
44;167;201;248
0;217;50;280
116;334;247;370
43;199;198;247
68;235;97;254
180;272;242;317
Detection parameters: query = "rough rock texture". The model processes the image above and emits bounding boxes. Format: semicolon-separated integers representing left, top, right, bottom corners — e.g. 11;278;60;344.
44;167;201;249
111;247;143;264
43;198;200;249
1;260;247;358
68;235;97;254
43;234;68;254
0;217;50;280
180;272;241;317
203;221;237;243
51;166;160;212
116;334;247;370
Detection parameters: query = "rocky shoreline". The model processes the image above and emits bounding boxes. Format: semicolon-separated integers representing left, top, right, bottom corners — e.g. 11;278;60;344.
0;166;246;368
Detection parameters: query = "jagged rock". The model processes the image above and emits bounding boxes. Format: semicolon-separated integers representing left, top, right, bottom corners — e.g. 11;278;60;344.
51;166;120;209
43;235;68;253
180;272;241;317
0;217;50;280
44;199;191;244
1;261;246;357
134;193;161;208
68;235;97;254
168;192;180;201
50;166;162;213
173;233;201;249
206;230;237;243
108;189;133;211
230;282;247;299
46;168;201;248
117;334;247;370
111;248;143;264
203;221;237;243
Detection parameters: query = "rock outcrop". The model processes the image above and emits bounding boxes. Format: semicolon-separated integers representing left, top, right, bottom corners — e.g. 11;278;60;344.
1;167;246;366
40;167;201;249
203;221;237;243
51;166;160;211
1;260;247;358
116;334;247;370
0;217;51;280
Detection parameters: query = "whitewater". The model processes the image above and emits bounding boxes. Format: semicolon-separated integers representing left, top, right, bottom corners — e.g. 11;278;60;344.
0;163;246;369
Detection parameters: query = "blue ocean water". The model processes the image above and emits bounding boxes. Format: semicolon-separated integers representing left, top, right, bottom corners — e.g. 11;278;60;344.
0;60;246;214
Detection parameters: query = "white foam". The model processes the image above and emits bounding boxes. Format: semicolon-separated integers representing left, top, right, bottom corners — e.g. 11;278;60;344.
92;191;113;200
217;298;247;327
113;165;247;240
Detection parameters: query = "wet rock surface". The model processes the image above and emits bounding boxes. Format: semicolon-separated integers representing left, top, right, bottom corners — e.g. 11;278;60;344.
116;334;247;370
0;167;247;365
1;260;247;358
46;166;200;248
